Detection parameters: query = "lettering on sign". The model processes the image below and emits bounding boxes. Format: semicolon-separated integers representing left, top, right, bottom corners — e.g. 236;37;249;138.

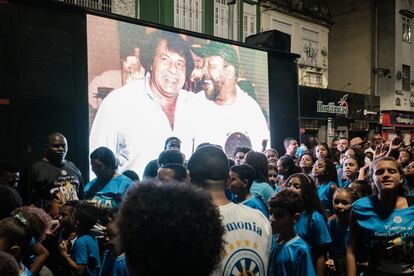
317;94;348;116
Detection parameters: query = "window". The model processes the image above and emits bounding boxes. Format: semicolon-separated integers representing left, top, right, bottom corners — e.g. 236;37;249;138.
302;71;323;87
271;18;292;35
243;3;256;41
61;0;112;12
214;0;229;39
174;0;203;33
402;15;411;43
243;14;256;40
301;28;320;67
402;64;411;91
214;0;239;40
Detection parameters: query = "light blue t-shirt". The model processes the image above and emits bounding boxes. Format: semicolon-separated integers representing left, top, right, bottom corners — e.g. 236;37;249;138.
337;167;351;188
268;235;315;276
317;181;337;215
243;194;269;218
327;218;349;274
72;233;101;276
295;210;332;249
250;180;275;205
352;195;414;274
21;265;32;276
100;251;129;276
114;254;128;276
84;174;133;210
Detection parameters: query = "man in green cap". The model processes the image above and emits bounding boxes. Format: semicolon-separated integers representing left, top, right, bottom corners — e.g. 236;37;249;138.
186;41;270;154
192;41;240;104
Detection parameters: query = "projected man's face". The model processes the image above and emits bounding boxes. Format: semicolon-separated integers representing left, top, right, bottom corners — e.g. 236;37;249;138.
202;55;227;101
150;39;186;99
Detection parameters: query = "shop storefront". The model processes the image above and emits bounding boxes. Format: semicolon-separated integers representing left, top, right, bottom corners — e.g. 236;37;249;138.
299;86;380;145
382;111;414;145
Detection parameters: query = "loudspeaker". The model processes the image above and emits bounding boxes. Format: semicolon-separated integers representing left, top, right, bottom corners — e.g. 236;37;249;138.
245;30;291;52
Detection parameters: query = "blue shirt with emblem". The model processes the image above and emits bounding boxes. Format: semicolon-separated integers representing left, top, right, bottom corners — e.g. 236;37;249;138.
352;195;414;274
84;174;133;210
268;235;315;276
295;210;331;249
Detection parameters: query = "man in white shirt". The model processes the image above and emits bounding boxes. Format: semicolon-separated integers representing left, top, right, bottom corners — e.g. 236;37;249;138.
183;41;269;156
89;32;194;177
187;145;272;275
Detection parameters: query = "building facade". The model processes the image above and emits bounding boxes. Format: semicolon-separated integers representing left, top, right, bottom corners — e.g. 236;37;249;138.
62;0;332;89
329;0;414;143
260;1;331;88
62;0;261;42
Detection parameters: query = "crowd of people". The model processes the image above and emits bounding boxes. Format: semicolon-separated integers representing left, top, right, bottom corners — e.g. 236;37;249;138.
0;131;414;276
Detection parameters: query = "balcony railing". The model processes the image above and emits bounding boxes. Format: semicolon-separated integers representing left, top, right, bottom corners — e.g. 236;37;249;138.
60;0;112;13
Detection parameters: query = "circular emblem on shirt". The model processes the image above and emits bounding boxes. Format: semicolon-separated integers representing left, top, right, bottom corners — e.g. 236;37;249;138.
222;249;264;276
393;216;402;224
61;170;67;176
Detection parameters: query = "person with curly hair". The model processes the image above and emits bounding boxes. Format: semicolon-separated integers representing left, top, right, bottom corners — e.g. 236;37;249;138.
187;145;272;276
117;180;224;276
233;146;252;165
313;143;331;160
0;251;19;276
0;206;51;276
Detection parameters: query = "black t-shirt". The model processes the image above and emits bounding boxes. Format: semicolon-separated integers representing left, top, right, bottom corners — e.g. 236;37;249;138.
27;158;84;207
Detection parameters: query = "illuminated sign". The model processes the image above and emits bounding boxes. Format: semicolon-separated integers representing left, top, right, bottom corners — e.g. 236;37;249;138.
316;94;348;116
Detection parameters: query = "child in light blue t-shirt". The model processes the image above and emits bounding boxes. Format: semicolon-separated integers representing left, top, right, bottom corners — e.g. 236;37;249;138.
229;164;269;218
284;172;332;276
99;220;129;276
268;189;315;276
59;203;101;276
326;188;359;275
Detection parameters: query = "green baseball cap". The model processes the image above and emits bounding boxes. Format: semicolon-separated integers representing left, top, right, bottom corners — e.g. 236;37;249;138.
192;41;239;73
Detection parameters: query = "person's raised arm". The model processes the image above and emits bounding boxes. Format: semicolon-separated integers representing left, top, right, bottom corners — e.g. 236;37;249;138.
30;242;50;275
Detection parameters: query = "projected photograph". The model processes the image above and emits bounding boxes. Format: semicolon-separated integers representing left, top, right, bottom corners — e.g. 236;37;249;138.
87;14;270;177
